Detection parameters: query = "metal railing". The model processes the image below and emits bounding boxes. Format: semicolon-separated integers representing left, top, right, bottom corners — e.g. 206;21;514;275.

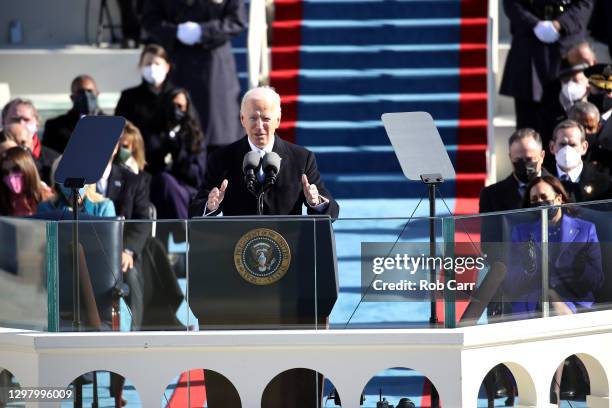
247;0;271;88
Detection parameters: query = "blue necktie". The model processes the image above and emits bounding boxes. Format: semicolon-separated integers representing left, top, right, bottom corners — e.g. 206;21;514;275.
257;150;265;182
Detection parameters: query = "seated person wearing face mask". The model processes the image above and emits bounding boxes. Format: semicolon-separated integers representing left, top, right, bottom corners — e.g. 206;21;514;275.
567;101;610;171
480;128;549;214
115;44;175;162
42;75;104;155
539;43;595;168
38;181;116;218
504;175;603;405
479;128;549;322
0;145;54;217
148;88;206;220
505;175;603;315
2;99;59;186
546;119;612;202
506;175;602;406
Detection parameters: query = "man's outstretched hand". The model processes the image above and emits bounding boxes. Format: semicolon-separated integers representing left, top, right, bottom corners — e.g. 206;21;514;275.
302;174;321;206
207;179;228;211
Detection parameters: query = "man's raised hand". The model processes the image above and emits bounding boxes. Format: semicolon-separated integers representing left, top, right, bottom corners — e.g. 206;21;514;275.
302;174;320;206
207;179;228;212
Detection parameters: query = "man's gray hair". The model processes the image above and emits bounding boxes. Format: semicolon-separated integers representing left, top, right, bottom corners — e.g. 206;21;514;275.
568;101;601;123
1;98;40;128
552;119;586;143
240;86;282;115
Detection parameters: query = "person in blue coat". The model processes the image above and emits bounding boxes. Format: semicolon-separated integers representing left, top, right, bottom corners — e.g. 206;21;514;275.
38;183;116;218
505;175;603;315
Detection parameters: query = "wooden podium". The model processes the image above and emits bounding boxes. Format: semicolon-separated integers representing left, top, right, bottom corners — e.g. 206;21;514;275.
188;216;338;407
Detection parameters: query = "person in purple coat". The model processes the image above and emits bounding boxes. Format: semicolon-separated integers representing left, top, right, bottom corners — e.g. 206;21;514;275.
505;175;603;404
505;175;603;315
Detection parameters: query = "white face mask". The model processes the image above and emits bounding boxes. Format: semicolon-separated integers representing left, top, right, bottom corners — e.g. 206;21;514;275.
25;122;37;136
141;64;167;86
555;145;582;170
561;80;587;103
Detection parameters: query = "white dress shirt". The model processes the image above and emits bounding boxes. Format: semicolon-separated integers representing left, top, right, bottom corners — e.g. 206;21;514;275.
96;163;113;197
556;162;583;183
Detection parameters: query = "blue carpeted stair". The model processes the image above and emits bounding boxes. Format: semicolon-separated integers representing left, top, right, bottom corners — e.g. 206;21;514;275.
270;0;487;203
267;0;489;404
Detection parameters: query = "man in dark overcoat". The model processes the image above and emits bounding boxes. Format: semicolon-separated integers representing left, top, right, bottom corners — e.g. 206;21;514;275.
500;0;594;132
142;0;247;152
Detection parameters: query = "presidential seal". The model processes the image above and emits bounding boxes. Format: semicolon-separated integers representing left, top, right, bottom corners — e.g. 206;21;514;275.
234;228;291;285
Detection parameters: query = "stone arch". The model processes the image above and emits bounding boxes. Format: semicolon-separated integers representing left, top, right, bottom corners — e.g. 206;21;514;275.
0;367;21;407
360;366;441;407
64;369;142;406
575;352;609;397
481;361;537;407
161;368;240;407
262;367;336;407
548;352;610;404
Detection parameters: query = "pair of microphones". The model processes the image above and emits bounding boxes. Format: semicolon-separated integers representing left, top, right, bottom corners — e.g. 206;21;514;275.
242;150;281;195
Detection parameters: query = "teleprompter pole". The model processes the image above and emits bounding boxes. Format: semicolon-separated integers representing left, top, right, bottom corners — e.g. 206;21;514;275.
65;177;85;331
421;173;443;408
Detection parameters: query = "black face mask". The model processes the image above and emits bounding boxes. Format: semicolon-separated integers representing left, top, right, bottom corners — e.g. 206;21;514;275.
174;106;186;123
73;90;98;115
513;159;538;183
530;200;560;219
586;131;600;147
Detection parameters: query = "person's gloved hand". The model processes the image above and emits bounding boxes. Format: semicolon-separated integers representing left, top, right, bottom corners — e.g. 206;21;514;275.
533;21;560;43
177;21;203;45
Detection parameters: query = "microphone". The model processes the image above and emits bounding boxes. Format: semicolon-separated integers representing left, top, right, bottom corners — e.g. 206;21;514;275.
242;151;261;194
262;152;281;186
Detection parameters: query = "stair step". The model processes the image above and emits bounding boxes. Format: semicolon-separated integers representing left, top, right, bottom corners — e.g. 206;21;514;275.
272;18;487;46
322;173;485;198
276;0;462;20
270;68;486;94
311;145;487;173
287;119;486;146
272;44;486;70
276;93;487;121
0;45;247;96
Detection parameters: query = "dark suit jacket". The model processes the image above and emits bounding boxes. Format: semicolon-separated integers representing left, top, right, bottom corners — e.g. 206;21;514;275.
505;214;603;313
546;161;612;202
480;174;523;215
500;0;594;100
589;0;612;57
115;81;174;170
189;136;340;218
42;108;81;154
33;145;60;186
479;168;553;215
105;164;152;254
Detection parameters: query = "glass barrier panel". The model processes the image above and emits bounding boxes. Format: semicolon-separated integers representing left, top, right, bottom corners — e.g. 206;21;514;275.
186;216;319;330
329;216;447;329
0;217;50;331
452;199;612;327
51;219;189;332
